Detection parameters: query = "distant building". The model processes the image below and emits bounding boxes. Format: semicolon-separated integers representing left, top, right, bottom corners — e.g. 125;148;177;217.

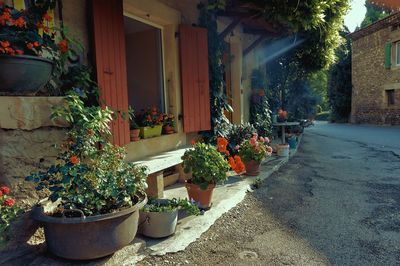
350;12;400;125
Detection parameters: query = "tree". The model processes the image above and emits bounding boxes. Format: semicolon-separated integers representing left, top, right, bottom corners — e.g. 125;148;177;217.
328;27;352;122
360;1;390;28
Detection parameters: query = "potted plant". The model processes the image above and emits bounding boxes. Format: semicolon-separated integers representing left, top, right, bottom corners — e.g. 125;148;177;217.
181;142;231;209
0;185;20;248
277;109;288;122
139;198;200;238
25;94;148;260
128;106;140;141
162;113;175;134
0;2;68;95
238;133;273;176
136;107;164;138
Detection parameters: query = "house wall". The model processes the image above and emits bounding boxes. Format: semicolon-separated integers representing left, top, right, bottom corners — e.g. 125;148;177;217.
351;25;400;125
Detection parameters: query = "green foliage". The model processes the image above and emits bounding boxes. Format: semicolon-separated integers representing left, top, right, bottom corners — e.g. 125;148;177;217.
286;79;319;119
182;143;230;190
0;187;21;247
360;2;390;28
26;94;148;216
242;0;350;71
225;123;256;151
198;1;232;136
315;111;331;121
142;198;200;216
328;27;352;122
308;70;329;111
249;69;272;137
238;134;272;163
136;107;164;127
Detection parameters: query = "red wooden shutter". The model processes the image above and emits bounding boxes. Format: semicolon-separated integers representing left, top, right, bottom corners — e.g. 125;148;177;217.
179;25;211;133
92;0;130;146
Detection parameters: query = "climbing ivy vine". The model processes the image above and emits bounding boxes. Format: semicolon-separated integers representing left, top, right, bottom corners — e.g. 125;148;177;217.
198;1;232;136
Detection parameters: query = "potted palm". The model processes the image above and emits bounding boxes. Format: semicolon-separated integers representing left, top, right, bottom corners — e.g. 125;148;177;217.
0;2;68;95
139;198;200;238
25;94;148;260
128;106;140;141
238;134;273;176
181;142;230;209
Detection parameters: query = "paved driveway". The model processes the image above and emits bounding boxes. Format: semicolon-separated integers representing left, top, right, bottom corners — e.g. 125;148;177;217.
261;122;400;265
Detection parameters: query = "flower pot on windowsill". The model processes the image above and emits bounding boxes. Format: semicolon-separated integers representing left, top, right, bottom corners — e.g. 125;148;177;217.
162;125;175;134
139;125;162;139
0;55;53;95
243;160;261;176
130;129;140;141
185;180;215;209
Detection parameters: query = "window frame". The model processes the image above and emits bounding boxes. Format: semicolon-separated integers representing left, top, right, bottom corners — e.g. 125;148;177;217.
386;89;395;106
396;41;400;66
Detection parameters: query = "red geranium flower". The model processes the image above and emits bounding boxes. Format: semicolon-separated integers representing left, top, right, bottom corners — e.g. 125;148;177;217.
3;198;15;207
58;39;68;53
0;190;3;197
70;156;79;165
26;42;33;49
0;186;10;194
0;40;10;48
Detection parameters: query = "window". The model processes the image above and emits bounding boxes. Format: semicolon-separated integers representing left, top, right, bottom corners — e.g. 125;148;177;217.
124;17;166;113
397;42;400;66
386;89;395;106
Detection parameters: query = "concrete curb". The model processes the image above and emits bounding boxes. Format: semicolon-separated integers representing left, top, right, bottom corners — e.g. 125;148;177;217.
137;134;303;260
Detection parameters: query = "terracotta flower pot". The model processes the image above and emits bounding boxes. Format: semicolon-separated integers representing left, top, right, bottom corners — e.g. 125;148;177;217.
244;160;261;176
163;125;175;134
130;129;140;141
185;181;215;209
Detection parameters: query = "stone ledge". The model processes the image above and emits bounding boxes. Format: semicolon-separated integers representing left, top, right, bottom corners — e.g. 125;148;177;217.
0;96;68;130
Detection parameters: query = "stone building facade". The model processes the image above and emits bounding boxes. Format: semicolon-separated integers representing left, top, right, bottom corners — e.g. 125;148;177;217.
350;12;400;125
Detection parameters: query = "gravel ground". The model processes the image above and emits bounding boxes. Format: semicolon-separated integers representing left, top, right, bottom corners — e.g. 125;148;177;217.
138;184;329;266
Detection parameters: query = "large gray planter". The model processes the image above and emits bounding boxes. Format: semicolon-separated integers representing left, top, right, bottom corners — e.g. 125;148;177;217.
0;55;53;95
32;195;147;260
139;209;178;238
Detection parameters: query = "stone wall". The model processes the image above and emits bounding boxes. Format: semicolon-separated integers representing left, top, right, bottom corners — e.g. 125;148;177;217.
351;23;400;125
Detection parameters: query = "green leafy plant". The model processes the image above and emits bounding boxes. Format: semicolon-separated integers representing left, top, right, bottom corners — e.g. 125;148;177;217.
136;107;164;127
128;106;140;129
182;142;230;190
0;186;20;247
238;134;273;163
162;114;175;128
142;198;200;216
26;94;148;216
224;123;256;153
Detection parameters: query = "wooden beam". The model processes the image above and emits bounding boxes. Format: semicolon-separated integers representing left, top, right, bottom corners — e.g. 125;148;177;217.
219;18;242;39
243;35;266;57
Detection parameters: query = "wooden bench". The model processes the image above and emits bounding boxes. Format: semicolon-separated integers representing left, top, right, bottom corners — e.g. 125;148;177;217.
133;147;191;198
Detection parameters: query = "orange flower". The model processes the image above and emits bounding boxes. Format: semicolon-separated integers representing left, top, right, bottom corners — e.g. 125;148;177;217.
0;40;10;48
15;49;23;55
43;13;52;22
13;17;25;27
228;156;236;169
234;155;242;163
26;43;33;49
191;139;197;146
217;137;228;153
70;156;79;165
43;26;49;33
5;47;14;55
234;160;245;174
225;150;230;156
57;39;68;53
0;47;4;53
33;41;39;47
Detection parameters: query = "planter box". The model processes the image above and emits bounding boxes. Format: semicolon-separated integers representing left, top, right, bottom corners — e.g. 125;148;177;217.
140;125;162;139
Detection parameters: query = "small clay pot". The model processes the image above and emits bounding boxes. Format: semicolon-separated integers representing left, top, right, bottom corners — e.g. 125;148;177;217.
130;129;140;141
163;125;175;134
185;181;215;209
244;160;261;176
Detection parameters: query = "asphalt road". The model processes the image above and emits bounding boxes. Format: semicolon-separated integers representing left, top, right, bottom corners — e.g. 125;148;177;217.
261;122;400;265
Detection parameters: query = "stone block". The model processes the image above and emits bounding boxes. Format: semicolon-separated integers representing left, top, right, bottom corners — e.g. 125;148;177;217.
146;171;164;198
